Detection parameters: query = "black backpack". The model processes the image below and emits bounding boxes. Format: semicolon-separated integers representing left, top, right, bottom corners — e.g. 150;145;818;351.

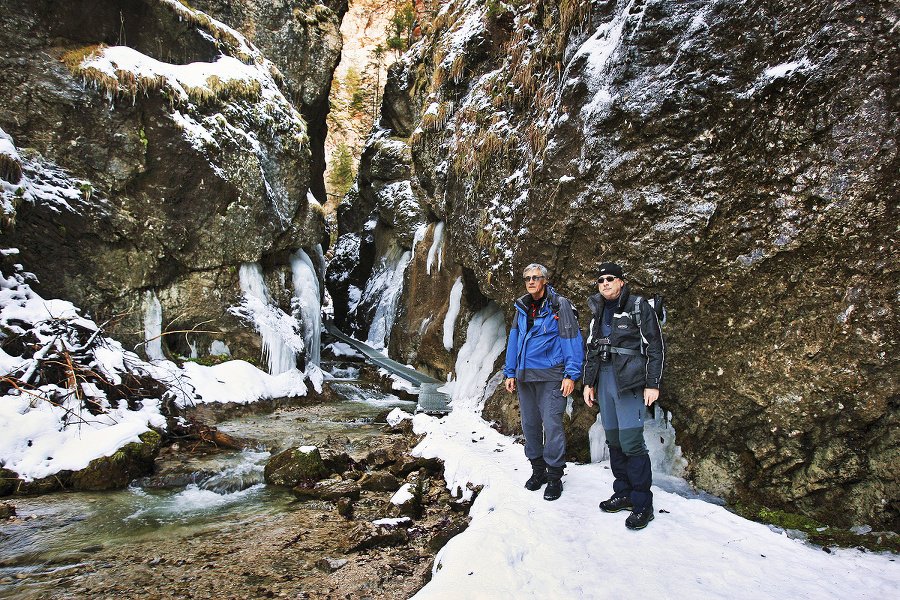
632;293;666;328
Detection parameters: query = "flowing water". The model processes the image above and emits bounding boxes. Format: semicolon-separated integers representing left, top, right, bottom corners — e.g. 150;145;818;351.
0;371;416;597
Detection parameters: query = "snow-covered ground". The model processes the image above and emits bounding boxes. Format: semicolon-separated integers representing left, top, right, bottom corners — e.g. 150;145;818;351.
402;409;900;600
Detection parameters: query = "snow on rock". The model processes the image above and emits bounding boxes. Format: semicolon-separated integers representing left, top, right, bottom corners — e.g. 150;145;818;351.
66;0;310;230
0;261;316;482
0;128;102;224
178;360;308;405
0;266;166;480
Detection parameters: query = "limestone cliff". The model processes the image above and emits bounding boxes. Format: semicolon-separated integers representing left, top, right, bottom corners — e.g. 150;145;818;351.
0;0;344;365
328;0;900;530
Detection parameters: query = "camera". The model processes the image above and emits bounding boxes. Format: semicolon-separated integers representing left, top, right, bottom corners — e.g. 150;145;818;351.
594;337;611;362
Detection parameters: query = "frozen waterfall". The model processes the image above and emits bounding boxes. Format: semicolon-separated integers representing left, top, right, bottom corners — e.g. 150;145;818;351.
441;302;507;413
236;263;304;375
142;290;165;361
290;247;322;368
362;246;412;350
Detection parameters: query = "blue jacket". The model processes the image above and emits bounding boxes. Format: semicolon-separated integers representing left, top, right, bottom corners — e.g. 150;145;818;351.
504;285;584;382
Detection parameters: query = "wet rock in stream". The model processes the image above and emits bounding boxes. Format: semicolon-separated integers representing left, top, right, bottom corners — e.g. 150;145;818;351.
0;416;471;600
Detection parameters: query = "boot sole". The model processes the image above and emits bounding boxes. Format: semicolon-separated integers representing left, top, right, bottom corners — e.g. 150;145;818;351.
600;506;633;513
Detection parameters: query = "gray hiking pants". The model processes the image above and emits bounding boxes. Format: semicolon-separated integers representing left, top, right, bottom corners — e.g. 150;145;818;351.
597;363;653;510
517;380;567;468
596;363;647;456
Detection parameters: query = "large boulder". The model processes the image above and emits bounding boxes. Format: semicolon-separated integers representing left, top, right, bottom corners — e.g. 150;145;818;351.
69;431;163;490
339;521;409;553
0;0;339;363
292;477;361;501
264;445;329;487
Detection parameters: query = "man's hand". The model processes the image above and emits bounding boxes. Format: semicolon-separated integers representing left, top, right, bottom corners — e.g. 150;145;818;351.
583;385;594;407
505;377;516;393
644;388;659;406
560;377;575;397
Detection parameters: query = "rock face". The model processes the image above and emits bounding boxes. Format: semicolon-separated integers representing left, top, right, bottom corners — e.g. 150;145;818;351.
0;0;343;364
328;0;900;530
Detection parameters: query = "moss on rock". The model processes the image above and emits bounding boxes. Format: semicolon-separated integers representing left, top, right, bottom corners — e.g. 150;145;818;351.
264;446;329;487
69;430;162;491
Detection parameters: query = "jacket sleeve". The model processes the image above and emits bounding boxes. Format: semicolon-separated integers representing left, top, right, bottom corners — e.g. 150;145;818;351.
556;298;584;381
640;300;665;389
503;312;520;378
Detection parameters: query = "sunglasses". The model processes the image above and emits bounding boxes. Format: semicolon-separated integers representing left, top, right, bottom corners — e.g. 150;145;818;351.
523;275;544;282
598;276;618;283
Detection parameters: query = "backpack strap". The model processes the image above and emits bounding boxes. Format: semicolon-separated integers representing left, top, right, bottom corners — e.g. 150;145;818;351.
630;297;649;355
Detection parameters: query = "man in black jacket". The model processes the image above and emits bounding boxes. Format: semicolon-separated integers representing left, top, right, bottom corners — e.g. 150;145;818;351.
582;263;665;530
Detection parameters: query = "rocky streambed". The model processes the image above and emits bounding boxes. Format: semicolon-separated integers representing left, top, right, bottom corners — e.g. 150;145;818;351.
0;385;472;600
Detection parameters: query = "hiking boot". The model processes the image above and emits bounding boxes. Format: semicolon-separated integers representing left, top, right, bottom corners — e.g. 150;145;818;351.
625;507;655;530
543;478;563;501
599;495;633;513
524;469;547;491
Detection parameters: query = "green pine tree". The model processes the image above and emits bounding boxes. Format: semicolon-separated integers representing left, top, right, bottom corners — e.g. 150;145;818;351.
328;142;355;198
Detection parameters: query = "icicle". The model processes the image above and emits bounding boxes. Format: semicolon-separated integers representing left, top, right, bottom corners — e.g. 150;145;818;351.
237;262;298;375
446;302;507;412
427;221;445;275
142;290;165;360
364;248;412;350
290;248;322;368
443;276;463;351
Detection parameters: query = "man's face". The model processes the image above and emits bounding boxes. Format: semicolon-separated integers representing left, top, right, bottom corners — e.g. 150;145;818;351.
598;275;624;300
524;269;546;299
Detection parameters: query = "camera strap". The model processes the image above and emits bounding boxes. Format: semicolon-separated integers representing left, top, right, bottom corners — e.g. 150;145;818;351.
610;346;644;357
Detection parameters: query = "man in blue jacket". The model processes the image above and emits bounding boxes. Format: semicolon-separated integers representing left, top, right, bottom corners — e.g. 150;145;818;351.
582;262;665;529
504;263;584;501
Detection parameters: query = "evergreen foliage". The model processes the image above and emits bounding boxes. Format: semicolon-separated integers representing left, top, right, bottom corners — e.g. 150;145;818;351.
328;142;355;197
387;2;416;56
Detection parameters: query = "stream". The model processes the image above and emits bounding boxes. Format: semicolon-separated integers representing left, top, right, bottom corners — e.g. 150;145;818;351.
0;369;416;599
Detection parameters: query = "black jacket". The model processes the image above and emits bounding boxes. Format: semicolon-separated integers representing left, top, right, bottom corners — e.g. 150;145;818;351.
583;285;665;392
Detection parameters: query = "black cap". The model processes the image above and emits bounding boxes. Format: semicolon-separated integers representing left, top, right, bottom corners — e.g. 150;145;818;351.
597;263;624;280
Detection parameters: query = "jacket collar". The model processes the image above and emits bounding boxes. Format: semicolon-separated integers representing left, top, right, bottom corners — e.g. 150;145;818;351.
588;284;630;313
516;284;558;313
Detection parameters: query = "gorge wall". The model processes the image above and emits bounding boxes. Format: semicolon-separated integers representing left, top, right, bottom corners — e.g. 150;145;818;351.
0;0;344;365
328;0;900;530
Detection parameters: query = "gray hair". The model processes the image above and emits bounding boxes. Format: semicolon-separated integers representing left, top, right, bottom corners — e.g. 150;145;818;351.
522;263;548;279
